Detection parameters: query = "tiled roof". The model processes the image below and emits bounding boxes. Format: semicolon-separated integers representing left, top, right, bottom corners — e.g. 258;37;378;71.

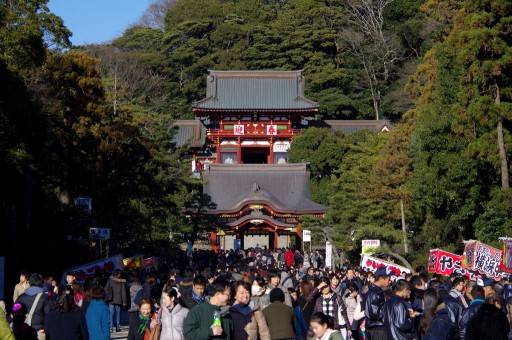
314;120;392;134
203;163;328;214
193;70;319;112
172;120;206;148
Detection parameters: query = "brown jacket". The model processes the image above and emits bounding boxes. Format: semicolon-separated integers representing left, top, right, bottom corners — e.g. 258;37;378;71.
262;301;296;340
231;303;270;340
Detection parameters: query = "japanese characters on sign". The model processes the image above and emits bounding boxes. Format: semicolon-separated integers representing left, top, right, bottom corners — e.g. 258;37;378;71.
429;248;501;280
360;254;410;276
461;241;503;280
500;240;512;273
325;242;332;268
234;124;244;135
361;240;380;255
266;124;277;135
89;228;110;240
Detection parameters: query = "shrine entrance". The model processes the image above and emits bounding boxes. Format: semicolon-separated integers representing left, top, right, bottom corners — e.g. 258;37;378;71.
242;147;269;164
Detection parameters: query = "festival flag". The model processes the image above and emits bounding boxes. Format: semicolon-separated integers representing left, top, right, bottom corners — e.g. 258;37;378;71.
500;239;512;273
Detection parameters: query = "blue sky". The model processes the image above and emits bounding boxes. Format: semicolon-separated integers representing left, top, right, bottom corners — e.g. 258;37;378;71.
48;0;154;46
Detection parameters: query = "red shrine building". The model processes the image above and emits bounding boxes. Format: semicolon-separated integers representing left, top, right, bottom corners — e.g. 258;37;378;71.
174;70;390;250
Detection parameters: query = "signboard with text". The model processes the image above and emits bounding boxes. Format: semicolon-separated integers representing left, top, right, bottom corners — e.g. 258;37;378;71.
303;230;311;242
461;241;503;280
89;228;110;240
234;124;244;135
61;254;124;284
429;248;493;280
362;240;380;255
325;242;332;268
266;125;278;135
360;254;410;275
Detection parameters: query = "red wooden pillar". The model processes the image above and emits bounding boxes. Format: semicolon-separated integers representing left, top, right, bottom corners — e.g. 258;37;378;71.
269;140;274;164
210;231;219;251
237;141;242;164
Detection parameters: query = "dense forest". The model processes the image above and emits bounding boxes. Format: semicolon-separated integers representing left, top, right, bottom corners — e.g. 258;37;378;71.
0;0;511;280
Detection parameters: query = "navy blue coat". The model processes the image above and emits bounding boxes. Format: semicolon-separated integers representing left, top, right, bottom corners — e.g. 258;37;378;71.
422;307;457;340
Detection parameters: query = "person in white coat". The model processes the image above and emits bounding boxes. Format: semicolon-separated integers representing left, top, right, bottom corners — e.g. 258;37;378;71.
159;287;189;340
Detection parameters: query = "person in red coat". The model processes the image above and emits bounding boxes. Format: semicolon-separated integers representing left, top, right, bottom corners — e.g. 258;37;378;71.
285;249;294;268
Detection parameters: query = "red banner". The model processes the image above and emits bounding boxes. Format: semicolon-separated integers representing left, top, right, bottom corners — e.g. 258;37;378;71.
428;249;480;280
61;255;124;284
500;240;512;273
360;255;410;276
462;241;503;280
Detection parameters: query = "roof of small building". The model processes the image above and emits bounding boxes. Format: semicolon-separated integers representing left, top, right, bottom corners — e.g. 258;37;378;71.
312;120;392;134
203;163;328;214
193;70;319;112
172;120;207;148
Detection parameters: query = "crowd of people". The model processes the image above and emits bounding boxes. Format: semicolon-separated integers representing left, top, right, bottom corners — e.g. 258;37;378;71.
1;247;512;340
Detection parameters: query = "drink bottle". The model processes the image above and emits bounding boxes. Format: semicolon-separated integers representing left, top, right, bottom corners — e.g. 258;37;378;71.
213;310;222;327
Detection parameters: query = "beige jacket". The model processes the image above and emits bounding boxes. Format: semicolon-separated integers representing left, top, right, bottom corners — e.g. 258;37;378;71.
13;282;29;302
231;302;271;340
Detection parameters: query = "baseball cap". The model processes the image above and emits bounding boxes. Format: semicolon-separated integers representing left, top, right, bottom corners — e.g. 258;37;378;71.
477;276;494;287
375;266;398;278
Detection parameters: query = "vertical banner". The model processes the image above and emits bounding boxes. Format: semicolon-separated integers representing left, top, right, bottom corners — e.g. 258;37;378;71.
500;239;512;273
461;241;503;280
325;242;332;268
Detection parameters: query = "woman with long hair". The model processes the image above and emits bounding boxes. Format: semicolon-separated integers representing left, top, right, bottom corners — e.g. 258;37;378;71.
127;297;157;340
299;279;315;325
418;288;456;340
159;287;189;340
231;281;271;340
85;285;110;340
44;286;89;339
309;312;343;340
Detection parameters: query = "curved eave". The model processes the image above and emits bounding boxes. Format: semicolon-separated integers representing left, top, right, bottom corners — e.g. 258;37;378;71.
193;107;319;113
206;197;329;215
225;215;295;228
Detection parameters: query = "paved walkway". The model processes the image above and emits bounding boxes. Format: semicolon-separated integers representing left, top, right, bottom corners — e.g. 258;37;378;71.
109;310;130;339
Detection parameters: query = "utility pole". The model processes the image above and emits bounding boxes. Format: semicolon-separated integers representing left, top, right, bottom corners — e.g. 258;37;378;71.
400;200;408;253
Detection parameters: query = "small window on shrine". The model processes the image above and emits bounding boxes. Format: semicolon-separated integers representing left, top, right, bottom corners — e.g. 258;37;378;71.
221;152;237;164
274;152;288;164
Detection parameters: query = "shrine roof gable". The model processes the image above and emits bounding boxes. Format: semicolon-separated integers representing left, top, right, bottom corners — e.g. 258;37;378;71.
203;163;328;214
193;70;319;112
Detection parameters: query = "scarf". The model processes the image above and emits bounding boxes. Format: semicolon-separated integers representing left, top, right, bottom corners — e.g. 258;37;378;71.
322;294;335;317
192;288;205;304
232;301;254;316
138;313;150;336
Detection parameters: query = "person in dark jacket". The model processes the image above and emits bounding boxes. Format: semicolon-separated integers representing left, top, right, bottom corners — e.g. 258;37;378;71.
183;277;234;340
180;275;207;310
44;286;89;340
435;284;464;338
466;302;509;340
261;288;296;340
127;297;157;340
459;285;485;340
15;273;52;336
104;269;127;332
363;266;395;340
382;279;419;340
419;288;457;340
